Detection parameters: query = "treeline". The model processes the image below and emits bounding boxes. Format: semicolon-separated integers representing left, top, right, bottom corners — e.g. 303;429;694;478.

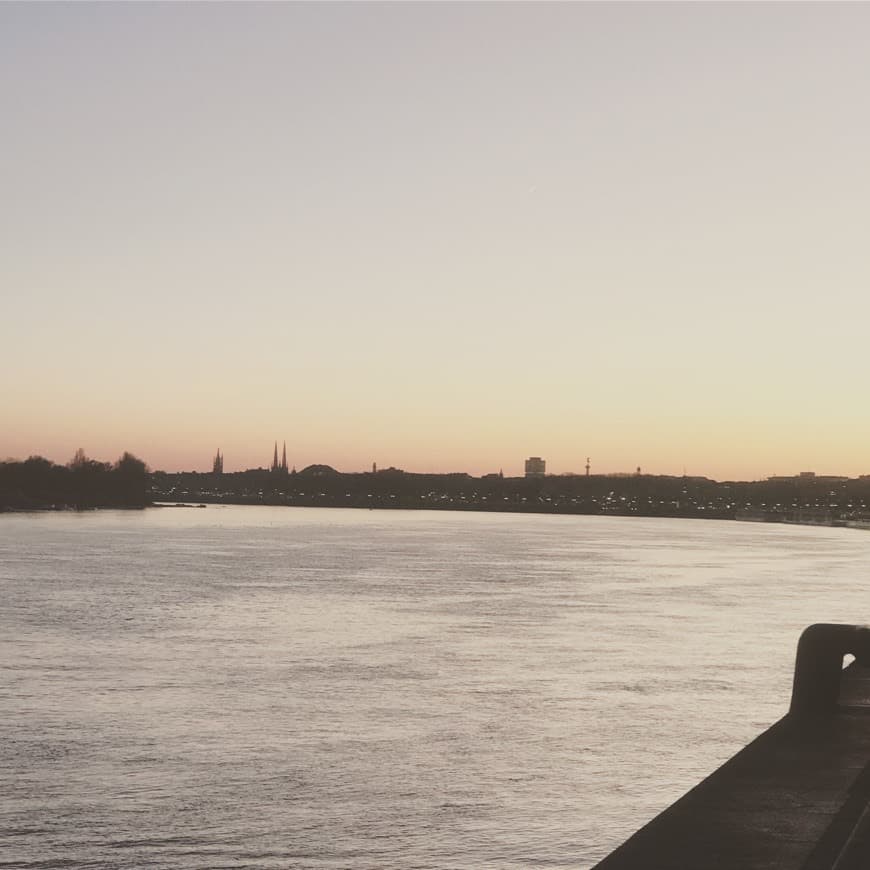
0;450;150;511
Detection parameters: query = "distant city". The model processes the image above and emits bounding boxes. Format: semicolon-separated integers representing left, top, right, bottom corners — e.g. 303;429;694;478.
148;443;870;529
209;446;678;481
4;444;870;528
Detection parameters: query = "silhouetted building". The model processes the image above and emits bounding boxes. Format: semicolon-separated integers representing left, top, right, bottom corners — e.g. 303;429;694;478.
525;456;546;478
212;448;223;474
270;441;289;474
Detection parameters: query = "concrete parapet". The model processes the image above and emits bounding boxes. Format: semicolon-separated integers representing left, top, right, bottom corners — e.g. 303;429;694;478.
593;624;870;870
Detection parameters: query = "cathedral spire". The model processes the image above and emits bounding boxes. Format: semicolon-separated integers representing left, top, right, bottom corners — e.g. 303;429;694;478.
281;441;287;472
272;441;279;472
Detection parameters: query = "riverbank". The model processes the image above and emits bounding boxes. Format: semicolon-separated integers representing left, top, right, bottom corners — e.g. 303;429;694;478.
149;466;870;526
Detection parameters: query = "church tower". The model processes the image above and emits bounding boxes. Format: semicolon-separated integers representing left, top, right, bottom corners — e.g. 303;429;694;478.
281;441;288;473
212;448;223;474
271;441;279;473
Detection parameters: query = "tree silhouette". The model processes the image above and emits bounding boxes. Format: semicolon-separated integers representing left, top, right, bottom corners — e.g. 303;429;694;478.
113;452;149;505
114;452;148;475
0;450;151;510
69;448;88;468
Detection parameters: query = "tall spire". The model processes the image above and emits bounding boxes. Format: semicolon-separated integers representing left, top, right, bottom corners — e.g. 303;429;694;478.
272;441;279;472
281;441;287;472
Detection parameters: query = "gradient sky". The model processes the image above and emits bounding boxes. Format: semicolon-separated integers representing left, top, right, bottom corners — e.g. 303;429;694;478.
3;2;869;479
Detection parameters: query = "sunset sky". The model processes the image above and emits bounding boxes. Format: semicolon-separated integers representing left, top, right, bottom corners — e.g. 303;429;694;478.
3;2;869;480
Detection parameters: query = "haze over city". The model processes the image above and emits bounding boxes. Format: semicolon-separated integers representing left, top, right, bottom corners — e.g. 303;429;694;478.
3;3;869;480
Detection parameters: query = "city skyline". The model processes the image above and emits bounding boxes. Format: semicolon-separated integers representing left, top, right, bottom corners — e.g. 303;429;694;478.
3;3;870;481
6;440;864;485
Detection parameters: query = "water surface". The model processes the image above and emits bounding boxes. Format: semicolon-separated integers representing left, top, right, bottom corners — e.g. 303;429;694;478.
3;506;870;868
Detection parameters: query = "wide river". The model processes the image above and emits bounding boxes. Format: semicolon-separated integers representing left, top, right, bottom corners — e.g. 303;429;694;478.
2;506;870;868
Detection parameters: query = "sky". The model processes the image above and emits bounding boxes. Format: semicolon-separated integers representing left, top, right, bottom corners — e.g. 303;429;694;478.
2;2;869;480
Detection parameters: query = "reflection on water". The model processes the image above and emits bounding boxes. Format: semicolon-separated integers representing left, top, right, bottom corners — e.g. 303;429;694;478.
2;506;870;868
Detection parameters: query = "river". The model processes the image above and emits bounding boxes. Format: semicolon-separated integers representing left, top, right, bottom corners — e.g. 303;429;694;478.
2;506;869;868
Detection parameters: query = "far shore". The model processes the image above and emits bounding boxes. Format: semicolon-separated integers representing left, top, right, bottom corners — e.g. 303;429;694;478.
5;498;869;532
